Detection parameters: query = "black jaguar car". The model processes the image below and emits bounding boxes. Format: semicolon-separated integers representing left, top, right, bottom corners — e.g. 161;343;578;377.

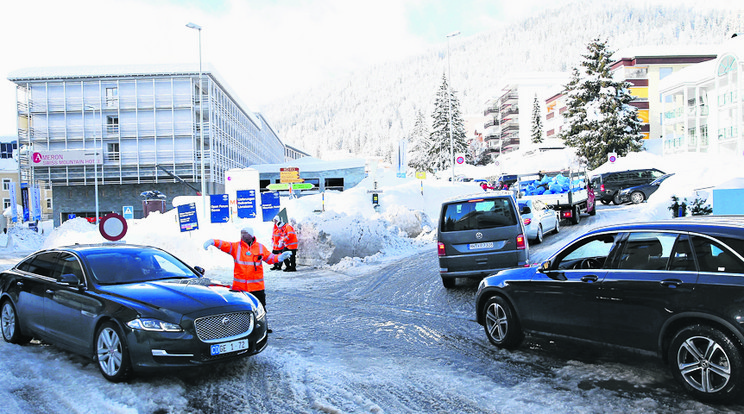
475;217;744;403
0;244;268;382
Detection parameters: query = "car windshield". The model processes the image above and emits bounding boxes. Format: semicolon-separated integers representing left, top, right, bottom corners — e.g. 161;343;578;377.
85;248;198;285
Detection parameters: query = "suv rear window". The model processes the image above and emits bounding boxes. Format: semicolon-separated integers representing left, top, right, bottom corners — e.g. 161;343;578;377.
441;198;518;231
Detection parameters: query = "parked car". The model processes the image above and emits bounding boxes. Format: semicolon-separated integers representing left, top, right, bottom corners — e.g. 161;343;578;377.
475;217;744;402
590;168;666;205
518;199;560;244
617;173;675;204
437;191;528;289
0;244;268;382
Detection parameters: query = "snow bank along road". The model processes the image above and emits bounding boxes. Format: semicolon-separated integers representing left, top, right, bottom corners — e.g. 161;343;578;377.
1;204;743;413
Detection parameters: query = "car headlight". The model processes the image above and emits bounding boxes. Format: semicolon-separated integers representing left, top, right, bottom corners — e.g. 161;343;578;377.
127;318;183;332
254;300;266;321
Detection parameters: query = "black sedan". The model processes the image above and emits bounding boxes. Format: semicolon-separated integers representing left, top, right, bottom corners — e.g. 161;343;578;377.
0;244;267;382
475;217;744;403
617;173;675;204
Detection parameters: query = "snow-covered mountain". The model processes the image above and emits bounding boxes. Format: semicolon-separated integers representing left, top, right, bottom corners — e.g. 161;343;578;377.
261;1;743;162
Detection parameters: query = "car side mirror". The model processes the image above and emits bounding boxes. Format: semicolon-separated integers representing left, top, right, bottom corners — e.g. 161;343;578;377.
537;260;550;273
59;273;80;286
194;266;206;275
521;206;531;215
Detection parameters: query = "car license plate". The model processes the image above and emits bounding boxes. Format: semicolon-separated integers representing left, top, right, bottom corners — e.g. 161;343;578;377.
210;339;249;356
468;242;494;250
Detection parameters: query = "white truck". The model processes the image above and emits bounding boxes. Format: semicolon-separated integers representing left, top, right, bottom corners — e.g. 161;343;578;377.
515;168;596;225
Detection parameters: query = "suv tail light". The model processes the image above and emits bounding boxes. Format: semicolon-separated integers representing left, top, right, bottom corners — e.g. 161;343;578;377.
516;234;526;250
600;184;605;192
437;242;446;256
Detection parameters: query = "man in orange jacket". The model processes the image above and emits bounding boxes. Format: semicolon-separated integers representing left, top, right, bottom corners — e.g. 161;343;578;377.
270;217;285;271
204;225;291;332
275;215;298;272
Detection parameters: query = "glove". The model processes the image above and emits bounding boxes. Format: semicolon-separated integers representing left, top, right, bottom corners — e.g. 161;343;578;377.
203;239;214;250
278;251;292;262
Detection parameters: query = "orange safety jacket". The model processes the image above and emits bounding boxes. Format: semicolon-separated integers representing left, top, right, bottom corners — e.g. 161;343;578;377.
280;224;299;250
213;239;281;292
271;224;284;251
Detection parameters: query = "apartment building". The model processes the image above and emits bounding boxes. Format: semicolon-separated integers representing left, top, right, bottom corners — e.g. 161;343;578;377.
8;64;285;225
659;36;744;156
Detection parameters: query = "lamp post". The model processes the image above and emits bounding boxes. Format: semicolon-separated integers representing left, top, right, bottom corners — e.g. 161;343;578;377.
186;22;207;218
85;105;100;224
446;31;460;183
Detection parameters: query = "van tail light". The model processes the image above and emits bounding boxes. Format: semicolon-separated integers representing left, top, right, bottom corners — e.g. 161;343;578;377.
438;242;446;256
516;234;526;250
562;210;573;219
523;218;531;226
600;184;605;192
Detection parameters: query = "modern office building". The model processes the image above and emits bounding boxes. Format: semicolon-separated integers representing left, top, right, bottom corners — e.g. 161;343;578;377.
659;36;744;156
8;64;285;225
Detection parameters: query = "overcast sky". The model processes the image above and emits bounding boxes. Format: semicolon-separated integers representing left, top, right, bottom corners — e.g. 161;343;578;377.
0;0;581;136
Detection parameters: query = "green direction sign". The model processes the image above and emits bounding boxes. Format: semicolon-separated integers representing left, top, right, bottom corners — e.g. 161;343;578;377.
267;183;315;191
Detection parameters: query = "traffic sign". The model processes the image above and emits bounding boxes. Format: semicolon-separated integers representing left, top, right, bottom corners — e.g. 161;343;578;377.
267;183;290;191
291;183;314;190
280;167;303;183
100;213;128;241
122;206;134;220
268;183;315;191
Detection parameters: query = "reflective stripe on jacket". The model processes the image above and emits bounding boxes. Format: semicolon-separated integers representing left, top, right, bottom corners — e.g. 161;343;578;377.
213;238;280;292
280;224;299;250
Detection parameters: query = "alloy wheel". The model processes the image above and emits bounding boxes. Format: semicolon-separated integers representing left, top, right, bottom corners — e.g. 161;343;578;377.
97;327;123;377
485;302;508;342
677;335;731;394
1;302;15;341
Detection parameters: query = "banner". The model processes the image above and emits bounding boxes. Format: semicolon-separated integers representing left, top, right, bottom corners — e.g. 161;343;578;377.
260;192;280;222
8;181;17;223
236;189;257;219
177;203;199;232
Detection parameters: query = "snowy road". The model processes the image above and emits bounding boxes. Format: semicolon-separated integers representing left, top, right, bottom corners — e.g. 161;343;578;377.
2;204;744;413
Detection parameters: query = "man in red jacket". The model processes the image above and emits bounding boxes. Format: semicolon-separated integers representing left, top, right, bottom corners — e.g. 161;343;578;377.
275;216;298;272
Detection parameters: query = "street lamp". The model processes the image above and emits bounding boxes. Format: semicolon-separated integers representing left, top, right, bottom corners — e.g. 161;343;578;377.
447;31;460;183
186;22;207;218
85;105;100;224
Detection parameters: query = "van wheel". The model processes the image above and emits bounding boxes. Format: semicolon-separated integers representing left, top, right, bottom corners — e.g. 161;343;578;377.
441;277;456;289
668;324;744;403
554;219;560;234
612;193;623;205
571;205;581;225
600;199;610;205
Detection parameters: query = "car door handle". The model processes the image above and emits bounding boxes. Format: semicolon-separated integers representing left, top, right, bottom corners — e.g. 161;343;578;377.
46;289;55;294
660;279;683;288
16;281;23;287
581;275;599;283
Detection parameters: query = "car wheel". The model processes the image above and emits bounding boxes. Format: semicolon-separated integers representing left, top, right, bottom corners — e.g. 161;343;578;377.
482;296;523;349
630;191;645;204
600;199;610;205
441;276;457;289
668;324;744;403
1;300;30;344
554;218;560;234
612;192;623;205
95;322;133;382
534;225;543;244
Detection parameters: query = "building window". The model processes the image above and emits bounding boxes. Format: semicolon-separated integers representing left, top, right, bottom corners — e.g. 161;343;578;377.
3;198;10;210
659;67;673;80
2;178;10;191
106;87;118;108
107;143;120;162
0;142;17;159
46;199;52;209
107;116;119;134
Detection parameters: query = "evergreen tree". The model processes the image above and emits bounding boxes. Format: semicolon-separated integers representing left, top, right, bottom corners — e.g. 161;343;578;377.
467;133;492;166
429;73;468;173
531;94;544;144
407;110;433;173
559;39;644;169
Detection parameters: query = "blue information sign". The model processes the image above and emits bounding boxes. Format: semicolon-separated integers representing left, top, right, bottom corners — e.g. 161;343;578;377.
210;194;230;223
177;203;199;232
122;206;134;220
260;192;280;222
236;189;257;219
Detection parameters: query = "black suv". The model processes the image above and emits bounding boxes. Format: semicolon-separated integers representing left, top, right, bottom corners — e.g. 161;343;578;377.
591;168;665;205
475;217;744;402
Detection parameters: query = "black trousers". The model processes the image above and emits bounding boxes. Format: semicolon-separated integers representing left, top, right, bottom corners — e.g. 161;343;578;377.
284;248;297;270
250;289;266;307
271;249;283;268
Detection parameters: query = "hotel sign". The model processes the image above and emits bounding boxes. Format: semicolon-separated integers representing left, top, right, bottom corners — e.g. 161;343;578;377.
32;149;102;167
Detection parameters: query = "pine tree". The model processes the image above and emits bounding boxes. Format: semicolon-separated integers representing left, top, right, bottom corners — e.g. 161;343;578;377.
559;39;644;170
429;73;468;173
531;94;544;144
407;110;432;173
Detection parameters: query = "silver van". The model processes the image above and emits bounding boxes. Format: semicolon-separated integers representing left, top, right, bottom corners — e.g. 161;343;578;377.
437;192;529;288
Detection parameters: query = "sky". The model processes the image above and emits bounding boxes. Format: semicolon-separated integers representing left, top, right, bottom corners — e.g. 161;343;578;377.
0;0;574;137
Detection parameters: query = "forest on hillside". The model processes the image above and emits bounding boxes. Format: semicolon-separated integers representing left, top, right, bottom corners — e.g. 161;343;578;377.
261;1;744;162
